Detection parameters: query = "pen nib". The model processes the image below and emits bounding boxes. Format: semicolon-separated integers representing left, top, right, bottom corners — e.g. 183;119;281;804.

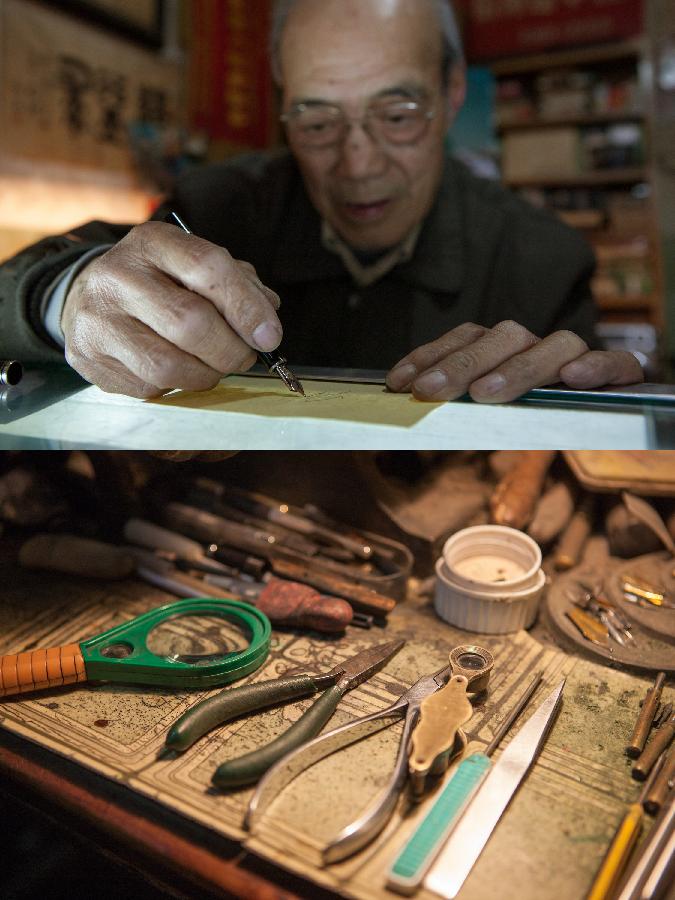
275;363;305;396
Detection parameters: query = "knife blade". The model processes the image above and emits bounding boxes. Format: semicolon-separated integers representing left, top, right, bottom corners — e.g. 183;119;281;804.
425;679;565;899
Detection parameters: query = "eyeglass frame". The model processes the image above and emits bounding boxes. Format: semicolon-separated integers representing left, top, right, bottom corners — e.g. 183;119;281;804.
280;96;438;149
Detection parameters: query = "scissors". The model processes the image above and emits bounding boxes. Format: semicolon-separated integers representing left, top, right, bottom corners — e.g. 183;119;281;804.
0;598;271;698
246;644;494;864
163;640;404;787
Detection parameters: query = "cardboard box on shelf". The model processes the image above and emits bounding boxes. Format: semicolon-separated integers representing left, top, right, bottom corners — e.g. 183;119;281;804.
502;128;581;182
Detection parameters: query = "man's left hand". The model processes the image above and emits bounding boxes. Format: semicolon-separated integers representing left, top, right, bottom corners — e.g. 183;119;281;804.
385;320;645;403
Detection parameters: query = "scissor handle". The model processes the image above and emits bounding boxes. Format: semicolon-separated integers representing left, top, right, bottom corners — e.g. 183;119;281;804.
0;644;87;698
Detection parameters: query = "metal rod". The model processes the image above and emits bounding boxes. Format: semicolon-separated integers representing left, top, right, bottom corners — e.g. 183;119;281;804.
627;673;666;759
485;672;543;756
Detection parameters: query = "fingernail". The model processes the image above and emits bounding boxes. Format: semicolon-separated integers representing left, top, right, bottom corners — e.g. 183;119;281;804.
252;322;282;351
477;374;507;396
387;364;417;391
413;371;448;397
561;361;591;381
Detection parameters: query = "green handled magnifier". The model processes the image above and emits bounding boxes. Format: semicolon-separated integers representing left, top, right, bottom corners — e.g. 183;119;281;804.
0;598;271;698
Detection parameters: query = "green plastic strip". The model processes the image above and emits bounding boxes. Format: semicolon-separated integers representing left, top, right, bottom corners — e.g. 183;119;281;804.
387;753;492;895
81;597;271;688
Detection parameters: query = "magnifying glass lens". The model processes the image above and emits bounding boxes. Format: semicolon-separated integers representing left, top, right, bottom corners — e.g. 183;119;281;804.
146;614;252;665
457;651;488;670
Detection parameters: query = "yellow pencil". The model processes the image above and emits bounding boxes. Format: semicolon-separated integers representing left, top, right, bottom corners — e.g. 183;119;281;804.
587;755;667;900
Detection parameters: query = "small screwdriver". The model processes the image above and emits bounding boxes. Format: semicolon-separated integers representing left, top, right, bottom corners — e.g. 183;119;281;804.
165;212;304;396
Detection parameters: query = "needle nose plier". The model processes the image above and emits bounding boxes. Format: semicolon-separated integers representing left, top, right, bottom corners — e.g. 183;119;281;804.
162;640;404;787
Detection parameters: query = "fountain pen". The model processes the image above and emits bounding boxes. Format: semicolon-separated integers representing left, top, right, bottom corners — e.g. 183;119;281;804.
165;211;305;396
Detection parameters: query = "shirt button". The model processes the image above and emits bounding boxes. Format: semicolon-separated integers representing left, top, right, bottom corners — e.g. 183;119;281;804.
348;293;361;310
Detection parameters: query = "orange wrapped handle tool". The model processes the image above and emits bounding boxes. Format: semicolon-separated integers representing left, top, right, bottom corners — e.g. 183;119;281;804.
0;644;86;697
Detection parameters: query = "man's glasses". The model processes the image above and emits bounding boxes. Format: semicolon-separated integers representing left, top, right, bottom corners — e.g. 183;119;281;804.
281;99;436;149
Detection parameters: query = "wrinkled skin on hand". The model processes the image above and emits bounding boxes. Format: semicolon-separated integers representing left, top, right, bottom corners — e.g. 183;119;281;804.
386;320;644;403
61;222;283;398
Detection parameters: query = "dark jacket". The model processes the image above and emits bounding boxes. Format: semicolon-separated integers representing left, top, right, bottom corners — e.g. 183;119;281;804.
0;151;597;367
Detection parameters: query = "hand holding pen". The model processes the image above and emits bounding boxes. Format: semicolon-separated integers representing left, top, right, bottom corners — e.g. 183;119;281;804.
58;215;297;398
166;212;304;395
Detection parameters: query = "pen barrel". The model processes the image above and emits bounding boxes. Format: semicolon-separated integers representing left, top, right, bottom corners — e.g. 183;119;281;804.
626;674;666;758
388;754;492;895
587;804;643;900
0;644;87;697
18;534;136;580
123;518;207;562
162;502;285;559
644;750;675;815
130;549;229;600
632;722;675;780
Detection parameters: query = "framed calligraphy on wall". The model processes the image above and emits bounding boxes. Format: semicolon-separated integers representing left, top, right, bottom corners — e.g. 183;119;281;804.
0;0;183;172
42;0;164;48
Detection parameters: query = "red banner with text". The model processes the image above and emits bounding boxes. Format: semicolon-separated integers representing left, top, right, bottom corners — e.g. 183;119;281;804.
466;0;645;60
189;0;273;149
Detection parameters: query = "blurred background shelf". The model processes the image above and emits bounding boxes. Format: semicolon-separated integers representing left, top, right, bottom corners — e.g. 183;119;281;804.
504;168;648;188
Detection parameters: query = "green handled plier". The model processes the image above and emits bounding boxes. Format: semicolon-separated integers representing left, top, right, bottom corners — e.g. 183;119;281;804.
163;639;404;788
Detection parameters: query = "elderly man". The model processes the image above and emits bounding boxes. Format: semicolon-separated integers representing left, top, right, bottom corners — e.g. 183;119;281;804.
0;0;644;402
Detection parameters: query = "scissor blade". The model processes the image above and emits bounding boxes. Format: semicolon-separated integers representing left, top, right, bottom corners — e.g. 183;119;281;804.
330;640;405;690
425;679;565;899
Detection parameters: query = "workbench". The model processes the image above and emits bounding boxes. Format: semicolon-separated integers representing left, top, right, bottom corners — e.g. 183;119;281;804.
1;553;671;900
1;365;673;450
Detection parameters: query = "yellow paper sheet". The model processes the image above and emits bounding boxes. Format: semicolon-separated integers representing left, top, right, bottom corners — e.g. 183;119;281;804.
151;377;442;428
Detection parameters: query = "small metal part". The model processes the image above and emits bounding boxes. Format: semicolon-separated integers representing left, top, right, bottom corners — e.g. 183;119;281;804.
351;612;374;629
566;607;610;647
633;711;675;781
627;673;667;759
0;360;23;386
573;586;634;645
622;575;675;609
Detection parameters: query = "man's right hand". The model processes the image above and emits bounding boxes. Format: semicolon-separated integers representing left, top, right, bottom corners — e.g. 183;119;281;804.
61;221;283;398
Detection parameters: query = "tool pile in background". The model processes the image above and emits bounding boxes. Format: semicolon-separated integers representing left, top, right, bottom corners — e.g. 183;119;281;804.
1;450;674;899
587;671;675;900
6;465;413;634
2;448;674;670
